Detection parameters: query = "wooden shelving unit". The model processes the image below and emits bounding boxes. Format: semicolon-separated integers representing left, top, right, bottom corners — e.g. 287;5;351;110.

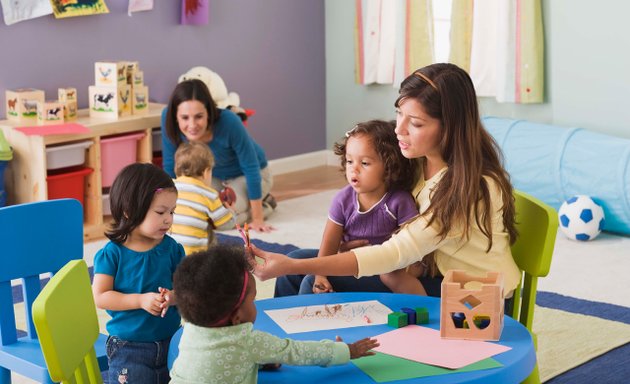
0;103;165;241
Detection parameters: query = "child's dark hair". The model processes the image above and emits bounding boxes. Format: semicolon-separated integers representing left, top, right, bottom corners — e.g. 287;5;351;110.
106;163;176;243
174;244;250;327
333;119;418;191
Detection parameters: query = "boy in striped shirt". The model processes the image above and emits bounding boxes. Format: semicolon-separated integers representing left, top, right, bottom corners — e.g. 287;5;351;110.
171;142;236;254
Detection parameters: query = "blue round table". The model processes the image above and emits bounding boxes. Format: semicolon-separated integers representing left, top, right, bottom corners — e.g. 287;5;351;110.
168;292;535;383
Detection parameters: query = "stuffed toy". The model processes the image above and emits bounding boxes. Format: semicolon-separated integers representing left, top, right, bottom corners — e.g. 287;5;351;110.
178;66;247;121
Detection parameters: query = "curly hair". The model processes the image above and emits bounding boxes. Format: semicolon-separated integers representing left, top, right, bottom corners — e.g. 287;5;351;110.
333;119;418;192
174;244;250;327
106;163;176;243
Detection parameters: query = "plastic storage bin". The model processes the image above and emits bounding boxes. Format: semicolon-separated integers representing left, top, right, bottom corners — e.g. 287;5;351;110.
46;140;93;170
0;130;13;207
100;132;145;188
152;128;162;153
46;166;93;206
102;193;111;216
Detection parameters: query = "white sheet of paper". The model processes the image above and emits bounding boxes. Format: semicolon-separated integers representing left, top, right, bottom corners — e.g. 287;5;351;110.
264;300;392;334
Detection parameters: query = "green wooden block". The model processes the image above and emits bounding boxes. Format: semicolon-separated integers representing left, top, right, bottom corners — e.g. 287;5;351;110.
387;311;408;328
415;307;429;324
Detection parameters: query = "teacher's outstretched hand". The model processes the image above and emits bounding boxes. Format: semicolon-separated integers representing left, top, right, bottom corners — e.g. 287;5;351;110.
250;245;291;281
251;244;360;281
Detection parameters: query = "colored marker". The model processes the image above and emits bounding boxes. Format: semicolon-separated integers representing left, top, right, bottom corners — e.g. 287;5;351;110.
363;315;371;323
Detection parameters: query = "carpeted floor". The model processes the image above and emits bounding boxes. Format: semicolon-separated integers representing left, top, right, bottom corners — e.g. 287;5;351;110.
11;190;630;383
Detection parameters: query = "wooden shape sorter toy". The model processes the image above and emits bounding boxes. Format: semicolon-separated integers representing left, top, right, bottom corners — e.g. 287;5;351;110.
440;270;504;341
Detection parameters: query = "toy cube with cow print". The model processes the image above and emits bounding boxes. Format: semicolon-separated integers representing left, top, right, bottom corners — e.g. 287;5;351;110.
37;100;65;125
89;86;122;119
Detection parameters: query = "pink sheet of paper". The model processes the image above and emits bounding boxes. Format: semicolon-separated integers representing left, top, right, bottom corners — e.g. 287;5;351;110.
15;123;90;136
372;325;511;369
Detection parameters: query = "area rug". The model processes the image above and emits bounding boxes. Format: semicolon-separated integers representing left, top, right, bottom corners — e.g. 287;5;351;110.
12;190;630;383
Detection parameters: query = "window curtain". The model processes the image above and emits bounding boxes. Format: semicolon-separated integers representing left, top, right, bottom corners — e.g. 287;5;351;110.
451;0;545;103
354;0;434;86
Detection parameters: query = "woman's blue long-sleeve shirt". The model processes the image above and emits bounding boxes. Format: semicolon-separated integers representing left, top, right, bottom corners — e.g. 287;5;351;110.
161;108;268;200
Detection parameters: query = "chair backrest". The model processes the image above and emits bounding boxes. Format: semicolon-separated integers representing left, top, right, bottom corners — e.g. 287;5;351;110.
509;190;558;332
32;259;103;384
0;199;83;345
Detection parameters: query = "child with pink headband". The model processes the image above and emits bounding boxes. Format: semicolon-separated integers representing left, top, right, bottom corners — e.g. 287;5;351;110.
169;244;379;384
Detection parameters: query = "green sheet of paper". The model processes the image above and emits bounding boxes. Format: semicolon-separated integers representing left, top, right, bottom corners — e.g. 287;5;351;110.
351;352;502;382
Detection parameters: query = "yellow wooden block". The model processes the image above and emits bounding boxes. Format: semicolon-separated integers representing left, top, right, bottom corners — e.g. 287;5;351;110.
63;100;78;121
58;87;77;102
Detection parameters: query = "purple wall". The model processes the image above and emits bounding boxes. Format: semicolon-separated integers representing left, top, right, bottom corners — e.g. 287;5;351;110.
0;1;325;160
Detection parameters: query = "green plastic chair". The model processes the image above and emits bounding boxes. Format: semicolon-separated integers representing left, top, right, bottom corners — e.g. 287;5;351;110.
510;190;558;384
32;260;103;384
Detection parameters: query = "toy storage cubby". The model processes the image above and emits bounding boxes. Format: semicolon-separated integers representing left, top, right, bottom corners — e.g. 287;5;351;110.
0;103;165;240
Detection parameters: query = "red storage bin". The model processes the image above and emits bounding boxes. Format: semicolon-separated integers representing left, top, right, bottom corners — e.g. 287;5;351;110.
46;166;93;206
100;132;146;188
152;156;163;168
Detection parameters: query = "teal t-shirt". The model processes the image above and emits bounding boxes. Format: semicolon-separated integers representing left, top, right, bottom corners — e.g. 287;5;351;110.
94;235;185;342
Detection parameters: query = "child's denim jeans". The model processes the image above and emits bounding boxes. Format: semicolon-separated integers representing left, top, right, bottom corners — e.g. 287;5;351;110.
106;336;170;384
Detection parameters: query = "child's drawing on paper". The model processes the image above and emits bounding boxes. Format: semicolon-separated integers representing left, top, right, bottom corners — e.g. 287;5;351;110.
265;300;392;334
50;0;109;19
1;0;52;26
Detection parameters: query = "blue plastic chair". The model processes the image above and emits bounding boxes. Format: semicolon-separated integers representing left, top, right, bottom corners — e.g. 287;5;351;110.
0;199;107;383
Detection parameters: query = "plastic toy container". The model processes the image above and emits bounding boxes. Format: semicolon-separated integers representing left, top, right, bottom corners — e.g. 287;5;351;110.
100;132;145;188
152;128;162;153
102;193;111;216
152;155;162;168
0;130;13;207
45;140;93;170
46;166;93;206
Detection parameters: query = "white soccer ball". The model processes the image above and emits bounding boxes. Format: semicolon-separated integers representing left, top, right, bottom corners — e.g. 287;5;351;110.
558;195;605;241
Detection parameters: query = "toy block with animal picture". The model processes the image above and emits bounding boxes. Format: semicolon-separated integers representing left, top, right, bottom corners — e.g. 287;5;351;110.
58;87;77;103
132;70;144;87
89;86;120;119
63;100;78;121
94;61;127;87
124;61;140;84
5;88;45;121
37;100;65;125
118;85;132;117
132;85;149;115
440;270;505;341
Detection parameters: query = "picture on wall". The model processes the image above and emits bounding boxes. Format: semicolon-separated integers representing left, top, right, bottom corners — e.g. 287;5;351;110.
181;0;208;25
1;0;52;26
51;0;109;19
